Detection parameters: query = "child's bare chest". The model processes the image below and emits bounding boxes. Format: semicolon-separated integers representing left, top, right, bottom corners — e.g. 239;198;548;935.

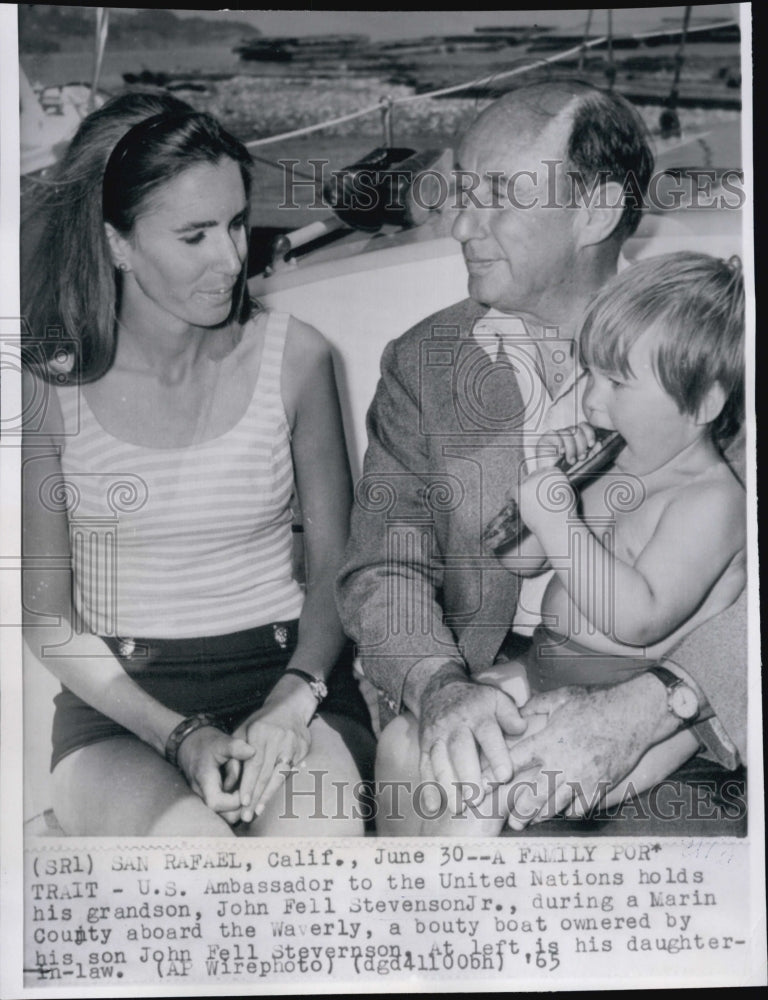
578;472;674;565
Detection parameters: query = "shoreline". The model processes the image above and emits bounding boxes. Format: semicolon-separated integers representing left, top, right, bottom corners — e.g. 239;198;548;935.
20;44;742;230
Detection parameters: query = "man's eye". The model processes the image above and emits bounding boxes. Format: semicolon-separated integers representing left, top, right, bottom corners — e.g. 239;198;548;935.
181;232;205;245
489;177;506;201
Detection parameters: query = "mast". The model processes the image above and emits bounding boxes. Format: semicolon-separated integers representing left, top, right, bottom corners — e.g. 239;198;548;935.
578;9;593;73
669;6;693;111
605;9;616;89
89;7;109;112
660;5;692;137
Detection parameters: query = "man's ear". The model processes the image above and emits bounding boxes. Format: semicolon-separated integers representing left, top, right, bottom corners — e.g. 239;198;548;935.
104;222;131;272
695;381;727;426
574;180;625;249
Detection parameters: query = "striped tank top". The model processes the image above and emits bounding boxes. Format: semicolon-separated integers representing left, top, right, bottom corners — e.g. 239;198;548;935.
55;311;304;638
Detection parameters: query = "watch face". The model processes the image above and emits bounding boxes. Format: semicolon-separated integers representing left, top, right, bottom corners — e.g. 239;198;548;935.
670;683;699;720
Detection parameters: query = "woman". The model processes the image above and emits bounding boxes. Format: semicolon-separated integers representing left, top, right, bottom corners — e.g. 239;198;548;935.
22;92;373;836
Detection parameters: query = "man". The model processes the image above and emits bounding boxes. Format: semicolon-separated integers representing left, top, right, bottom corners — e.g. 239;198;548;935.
336;81;746;834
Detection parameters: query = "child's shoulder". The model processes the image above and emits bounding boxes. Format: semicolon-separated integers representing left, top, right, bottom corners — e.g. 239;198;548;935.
660;442;744;499
665;458;745;538
684;454;744;501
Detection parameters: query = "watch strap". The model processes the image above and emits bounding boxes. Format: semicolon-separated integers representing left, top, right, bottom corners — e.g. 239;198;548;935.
646;665;682;690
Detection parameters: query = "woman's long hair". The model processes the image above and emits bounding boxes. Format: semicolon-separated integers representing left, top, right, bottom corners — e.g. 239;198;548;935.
22;91;255;384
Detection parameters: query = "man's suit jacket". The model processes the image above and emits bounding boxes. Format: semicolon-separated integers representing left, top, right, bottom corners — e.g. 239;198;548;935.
337;298;529;723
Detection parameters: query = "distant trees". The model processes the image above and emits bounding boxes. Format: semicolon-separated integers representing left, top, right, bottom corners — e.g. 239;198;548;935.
18;5;260;53
18;4;86;51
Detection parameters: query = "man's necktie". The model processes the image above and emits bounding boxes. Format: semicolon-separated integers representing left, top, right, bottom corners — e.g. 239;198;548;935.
457;335;526;672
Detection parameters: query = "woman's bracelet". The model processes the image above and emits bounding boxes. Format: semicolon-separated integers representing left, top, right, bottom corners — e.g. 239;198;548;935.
283;668;328;704
164;713;219;768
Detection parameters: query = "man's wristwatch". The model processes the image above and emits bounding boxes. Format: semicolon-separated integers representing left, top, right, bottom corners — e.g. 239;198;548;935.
283;668;328;704
646;665;700;722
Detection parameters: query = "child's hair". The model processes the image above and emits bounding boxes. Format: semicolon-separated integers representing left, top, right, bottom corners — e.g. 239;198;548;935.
579;251;745;442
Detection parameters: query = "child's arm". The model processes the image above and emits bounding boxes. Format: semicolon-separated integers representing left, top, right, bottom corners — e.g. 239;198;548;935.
518;446;745;647
520;472;744;646
497;424;600;577
496;529;550;576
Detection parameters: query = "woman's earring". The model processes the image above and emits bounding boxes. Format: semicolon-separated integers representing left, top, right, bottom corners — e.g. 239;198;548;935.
117;262;129;272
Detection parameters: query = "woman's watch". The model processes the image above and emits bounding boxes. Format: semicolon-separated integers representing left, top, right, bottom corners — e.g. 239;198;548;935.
284;668;328;704
646;665;700;722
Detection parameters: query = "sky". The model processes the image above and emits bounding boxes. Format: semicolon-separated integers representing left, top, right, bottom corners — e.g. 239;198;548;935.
168;6;741;42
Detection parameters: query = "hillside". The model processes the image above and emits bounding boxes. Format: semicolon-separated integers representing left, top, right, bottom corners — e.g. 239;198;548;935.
18;5;260;53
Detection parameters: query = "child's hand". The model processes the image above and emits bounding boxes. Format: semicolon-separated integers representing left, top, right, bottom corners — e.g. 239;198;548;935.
518;465;575;536
535;422;598;469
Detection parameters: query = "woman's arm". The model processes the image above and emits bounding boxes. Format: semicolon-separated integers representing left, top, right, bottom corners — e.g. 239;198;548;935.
228;319;355;819
280;318;354;685
22;372;252;811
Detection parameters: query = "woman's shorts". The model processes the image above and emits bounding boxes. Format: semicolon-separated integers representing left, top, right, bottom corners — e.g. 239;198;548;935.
50;620;372;771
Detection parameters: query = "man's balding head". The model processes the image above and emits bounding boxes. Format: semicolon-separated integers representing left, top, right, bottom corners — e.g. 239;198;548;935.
452;80;653;324
466;81;654;240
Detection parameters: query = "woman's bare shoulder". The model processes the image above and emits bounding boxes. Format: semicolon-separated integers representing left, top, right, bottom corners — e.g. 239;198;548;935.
269;315;335;429
226;309;329;378
22;367;65;437
225;309;326;376
284;315;333;366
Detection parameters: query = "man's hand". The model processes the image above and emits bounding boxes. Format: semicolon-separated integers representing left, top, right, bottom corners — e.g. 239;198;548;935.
500;675;671;829
417;673;527;814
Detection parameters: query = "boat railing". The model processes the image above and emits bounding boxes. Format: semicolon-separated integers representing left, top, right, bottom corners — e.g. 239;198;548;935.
243;15;738;151
237;13;740;272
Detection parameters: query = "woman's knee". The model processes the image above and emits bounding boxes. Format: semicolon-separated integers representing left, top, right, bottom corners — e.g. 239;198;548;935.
251;766;363;836
51;739;234;837
375;712;419;783
247;716;370;836
374;712;421;836
144;797;234;837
